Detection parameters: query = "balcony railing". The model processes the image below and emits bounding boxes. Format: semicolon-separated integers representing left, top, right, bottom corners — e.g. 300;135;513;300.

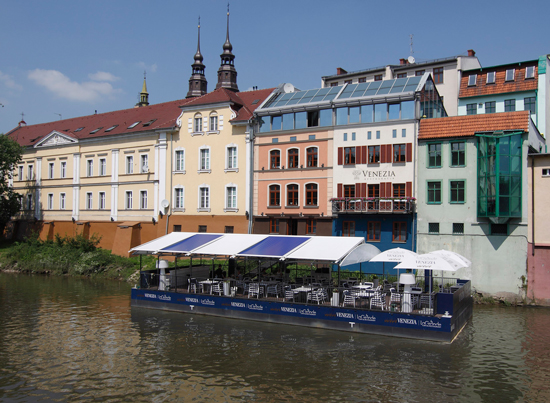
331;197;415;214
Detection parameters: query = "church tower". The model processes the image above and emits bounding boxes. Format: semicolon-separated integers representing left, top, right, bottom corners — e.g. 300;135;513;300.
136;73;149;107
215;6;238;92
186;19;208;98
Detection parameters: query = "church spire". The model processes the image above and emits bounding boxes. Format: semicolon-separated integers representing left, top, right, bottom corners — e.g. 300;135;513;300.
216;4;238;92
136;71;149;107
187;17;208;98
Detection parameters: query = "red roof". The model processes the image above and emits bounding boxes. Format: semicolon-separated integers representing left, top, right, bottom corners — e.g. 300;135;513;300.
180;87;275;122
8;98;194;147
459;62;538;99
419;111;530;140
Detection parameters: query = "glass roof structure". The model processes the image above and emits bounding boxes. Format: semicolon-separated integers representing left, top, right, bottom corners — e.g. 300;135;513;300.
260;76;423;111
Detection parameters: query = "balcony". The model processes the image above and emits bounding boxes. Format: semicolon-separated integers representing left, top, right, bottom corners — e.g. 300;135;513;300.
331;197;415;214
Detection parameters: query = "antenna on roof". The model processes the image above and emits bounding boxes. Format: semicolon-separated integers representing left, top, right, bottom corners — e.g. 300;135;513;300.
408;34;415;64
54;113;62;120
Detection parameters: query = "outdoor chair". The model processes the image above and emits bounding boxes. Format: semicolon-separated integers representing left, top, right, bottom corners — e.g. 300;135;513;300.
370;292;386;310
284;288;295;302
188;278;199;293
211;282;223;296
248;283;262;298
343;290;356;307
266;284;280;299
307;290;324;305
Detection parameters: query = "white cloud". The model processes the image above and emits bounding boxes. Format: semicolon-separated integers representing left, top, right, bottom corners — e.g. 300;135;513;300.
137;62;158;73
88;71;119;82
28;69;121;102
0;71;23;90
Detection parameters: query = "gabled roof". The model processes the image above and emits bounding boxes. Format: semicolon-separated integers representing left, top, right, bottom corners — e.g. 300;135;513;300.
459;61;538;99
180;87;275;123
418;111;530;140
8;98;193;147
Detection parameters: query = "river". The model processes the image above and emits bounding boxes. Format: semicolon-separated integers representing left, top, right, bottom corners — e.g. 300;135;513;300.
1;273;549;402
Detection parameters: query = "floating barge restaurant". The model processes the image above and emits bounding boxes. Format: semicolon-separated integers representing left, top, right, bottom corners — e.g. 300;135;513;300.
130;233;472;342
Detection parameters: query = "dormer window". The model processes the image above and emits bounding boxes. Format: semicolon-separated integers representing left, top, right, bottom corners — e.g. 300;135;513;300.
505;69;515;82
525;66;535;79
468;74;477;86
128;121;140;129
486;71;495;84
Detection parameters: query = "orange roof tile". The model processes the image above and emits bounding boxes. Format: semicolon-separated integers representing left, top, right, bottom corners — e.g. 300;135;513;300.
459;62;538;98
8;98;194;147
181;87;275;123
419;111;530;140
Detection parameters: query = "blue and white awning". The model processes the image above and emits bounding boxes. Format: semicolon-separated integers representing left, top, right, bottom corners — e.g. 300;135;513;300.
130;233;365;263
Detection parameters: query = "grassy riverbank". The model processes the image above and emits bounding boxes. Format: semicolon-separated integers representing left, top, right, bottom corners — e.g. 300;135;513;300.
0;235;152;281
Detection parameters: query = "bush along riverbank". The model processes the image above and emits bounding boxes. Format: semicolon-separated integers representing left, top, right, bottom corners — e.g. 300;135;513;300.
0;235;156;281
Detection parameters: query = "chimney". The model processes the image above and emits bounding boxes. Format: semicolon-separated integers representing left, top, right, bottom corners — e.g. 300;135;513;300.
336;67;347;75
467;49;476;57
400;58;407;65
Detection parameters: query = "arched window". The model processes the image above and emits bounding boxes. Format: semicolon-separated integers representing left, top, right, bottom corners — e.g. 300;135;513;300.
269;185;280;206
209;112;218;132
194;113;203;133
305;183;318;206
306;147;318;167
270;150;280;169
287;184;298;206
288;148;299;168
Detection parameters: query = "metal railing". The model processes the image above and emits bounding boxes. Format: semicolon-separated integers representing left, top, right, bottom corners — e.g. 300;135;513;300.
331;198;415;214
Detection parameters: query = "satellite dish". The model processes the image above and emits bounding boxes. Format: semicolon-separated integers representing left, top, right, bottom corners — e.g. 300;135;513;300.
161;199;170;209
283;83;295;93
142;164;149;173
407;56;415;64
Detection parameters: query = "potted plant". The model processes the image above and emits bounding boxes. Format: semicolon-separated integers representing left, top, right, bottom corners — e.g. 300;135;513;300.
372;274;379;288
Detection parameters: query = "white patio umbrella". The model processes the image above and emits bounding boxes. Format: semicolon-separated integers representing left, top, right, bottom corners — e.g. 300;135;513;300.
369;248;418;287
429;249;472;268
340;243;382;266
395;252;470;310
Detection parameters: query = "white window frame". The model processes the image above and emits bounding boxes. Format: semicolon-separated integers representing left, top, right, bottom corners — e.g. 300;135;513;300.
60;193;66;210
27;194;33;210
194;114;203;133
525;66;535;79
48;162;55;179
174;186;185;211
225;184;238;212
287;147;300;169
140;190;148;209
28;165;34;180
126;155;134;174
86;159;93;177
226;145;238;172
140;154;149;173
198;147;211;172
99;192;106;210
286;182;300;207
86;192;93;210
468;74;477;86
198;185;210;212
304;182;319;207
60;161;67;178
125;191;133;209
269;148;282;169
99;158;107;176
18;166;24;181
47;193;54;210
486;71;495;84
506;69;515;82
209;113;219;132
174;148;185;172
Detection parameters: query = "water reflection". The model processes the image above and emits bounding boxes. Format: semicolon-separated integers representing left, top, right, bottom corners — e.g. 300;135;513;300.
1;273;550;402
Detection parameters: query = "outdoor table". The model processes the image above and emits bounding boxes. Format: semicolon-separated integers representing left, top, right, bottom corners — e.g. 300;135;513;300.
199;279;220;295
293;285;315;303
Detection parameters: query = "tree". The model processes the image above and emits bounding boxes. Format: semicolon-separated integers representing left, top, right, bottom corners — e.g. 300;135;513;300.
0;134;24;230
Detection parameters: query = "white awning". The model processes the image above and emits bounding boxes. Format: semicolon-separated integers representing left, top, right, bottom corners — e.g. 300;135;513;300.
129;232;194;255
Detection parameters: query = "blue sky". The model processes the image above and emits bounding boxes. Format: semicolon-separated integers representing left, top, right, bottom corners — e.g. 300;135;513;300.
1;0;549;134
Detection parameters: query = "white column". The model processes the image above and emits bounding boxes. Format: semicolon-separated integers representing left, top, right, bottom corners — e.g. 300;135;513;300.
157;132;168;215
154;142;159;216
72;153;80;220
35;157;42;219
111;149;119;220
